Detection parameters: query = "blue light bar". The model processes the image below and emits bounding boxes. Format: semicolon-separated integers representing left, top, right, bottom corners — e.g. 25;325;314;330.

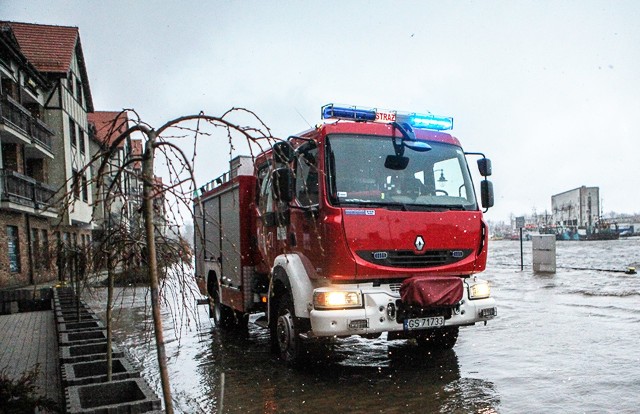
321;104;376;121
321;103;454;131
401;113;454;131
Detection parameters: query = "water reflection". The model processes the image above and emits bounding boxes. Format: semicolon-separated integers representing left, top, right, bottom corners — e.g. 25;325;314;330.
86;284;501;413
190;323;499;414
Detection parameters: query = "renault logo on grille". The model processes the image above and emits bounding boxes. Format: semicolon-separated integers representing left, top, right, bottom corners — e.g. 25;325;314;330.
373;252;388;260
415;235;425;251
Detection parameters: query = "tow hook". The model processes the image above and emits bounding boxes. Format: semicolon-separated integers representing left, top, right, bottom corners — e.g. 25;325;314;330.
453;300;464;316
386;303;396;319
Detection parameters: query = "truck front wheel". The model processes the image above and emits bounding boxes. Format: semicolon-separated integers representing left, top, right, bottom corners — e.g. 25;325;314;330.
415;326;459;350
272;293;307;364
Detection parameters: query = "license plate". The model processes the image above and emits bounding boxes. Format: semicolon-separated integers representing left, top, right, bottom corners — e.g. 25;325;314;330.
403;316;445;331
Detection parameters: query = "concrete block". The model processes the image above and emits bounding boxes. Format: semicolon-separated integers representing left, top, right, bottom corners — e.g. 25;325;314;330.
61;358;140;386
55;302;91;316
57;320;104;333
8;301;19;314
532;234;556;273
60;342;124;364
55;306;91;318
55;299;88;309
65;378;161;414
59;329;108;346
532;234;556;250
57;311;100;324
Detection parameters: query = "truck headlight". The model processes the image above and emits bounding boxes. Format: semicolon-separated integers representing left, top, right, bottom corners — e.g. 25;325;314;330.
313;291;362;309
469;280;491;299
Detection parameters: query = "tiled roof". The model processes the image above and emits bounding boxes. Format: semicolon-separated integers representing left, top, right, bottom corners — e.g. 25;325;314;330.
0;24;48;87
2;21;94;112
4;21;78;74
88;111;129;148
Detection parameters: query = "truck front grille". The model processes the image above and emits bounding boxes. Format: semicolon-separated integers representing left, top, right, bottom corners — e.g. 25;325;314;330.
356;249;472;269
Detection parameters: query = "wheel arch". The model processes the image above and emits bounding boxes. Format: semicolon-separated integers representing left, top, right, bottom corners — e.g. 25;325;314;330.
204;261;222;297
269;254;315;320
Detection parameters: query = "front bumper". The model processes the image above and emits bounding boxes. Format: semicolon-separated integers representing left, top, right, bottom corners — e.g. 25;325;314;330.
309;282;497;337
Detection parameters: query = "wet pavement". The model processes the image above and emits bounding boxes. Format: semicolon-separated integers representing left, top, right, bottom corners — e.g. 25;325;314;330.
0;310;62;411
83;237;640;413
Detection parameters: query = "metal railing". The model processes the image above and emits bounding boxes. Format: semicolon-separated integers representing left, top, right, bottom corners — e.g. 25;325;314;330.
0;95;54;151
0;168;58;211
31;117;54;149
0;95;30;132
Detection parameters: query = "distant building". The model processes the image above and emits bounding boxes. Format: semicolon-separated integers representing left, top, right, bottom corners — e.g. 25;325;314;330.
88;111;140;229
152;176;167;237
552;186;599;227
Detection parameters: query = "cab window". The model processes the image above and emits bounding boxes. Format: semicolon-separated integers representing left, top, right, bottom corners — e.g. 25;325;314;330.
295;146;319;206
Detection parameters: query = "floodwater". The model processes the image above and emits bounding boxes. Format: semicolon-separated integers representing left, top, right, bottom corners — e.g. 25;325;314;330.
86;237;640;413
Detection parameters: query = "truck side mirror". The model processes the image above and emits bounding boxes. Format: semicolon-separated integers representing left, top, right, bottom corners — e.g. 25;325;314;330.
481;180;494;209
477;158;492;177
273;141;295;164
272;167;294;202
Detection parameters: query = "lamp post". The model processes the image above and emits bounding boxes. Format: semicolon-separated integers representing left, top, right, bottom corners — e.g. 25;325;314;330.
434;168;447;187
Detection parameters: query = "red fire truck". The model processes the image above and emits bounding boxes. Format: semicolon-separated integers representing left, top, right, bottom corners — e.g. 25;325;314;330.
194;104;497;364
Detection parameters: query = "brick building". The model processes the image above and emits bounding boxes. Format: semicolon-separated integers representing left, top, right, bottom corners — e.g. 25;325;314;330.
1;21;95;288
1;23;59;286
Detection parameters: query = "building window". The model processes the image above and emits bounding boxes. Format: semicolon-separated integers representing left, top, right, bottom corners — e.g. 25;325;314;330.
6;225;21;273
70;118;77;148
31;228;40;270
72;169;80;199
67;72;74;95
81;174;88;202
1;78;19;100
76;78;82;102
41;229;50;270
79;128;85;154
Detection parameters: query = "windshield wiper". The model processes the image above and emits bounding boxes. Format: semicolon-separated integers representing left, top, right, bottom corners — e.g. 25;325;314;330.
425;204;470;211
382;202;409;211
337;201;471;212
391;203;471;212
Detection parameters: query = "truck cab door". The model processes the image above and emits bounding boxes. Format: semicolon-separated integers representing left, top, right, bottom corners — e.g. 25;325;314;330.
256;166;274;268
290;145;325;275
256;165;289;269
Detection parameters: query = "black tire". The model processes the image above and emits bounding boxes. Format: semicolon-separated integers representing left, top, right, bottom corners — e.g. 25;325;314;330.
210;285;237;331
415;326;459;351
271;293;307;364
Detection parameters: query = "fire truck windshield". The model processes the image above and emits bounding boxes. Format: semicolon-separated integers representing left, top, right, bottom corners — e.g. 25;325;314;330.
326;134;478;211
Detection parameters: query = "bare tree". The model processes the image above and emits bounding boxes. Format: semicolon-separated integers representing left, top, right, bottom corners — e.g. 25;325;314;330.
51;107;276;413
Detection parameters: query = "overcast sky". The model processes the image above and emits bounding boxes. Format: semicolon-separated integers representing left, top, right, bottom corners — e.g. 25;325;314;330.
5;1;640;223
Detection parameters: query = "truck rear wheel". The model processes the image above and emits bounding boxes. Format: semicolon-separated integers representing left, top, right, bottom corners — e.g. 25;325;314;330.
415;326;459;350
272;293;307;364
210;287;237;330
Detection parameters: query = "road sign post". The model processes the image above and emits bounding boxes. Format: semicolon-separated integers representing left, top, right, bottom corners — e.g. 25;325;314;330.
516;216;525;271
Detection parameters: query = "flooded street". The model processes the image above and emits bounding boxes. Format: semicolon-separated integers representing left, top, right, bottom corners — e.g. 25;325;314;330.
86;237;640;413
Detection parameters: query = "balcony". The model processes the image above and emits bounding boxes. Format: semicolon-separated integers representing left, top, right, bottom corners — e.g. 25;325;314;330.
0;95;54;153
0;168;58;218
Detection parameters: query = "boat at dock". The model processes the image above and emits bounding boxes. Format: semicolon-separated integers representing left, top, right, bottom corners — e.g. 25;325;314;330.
579;219;620;241
538;219;620;241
